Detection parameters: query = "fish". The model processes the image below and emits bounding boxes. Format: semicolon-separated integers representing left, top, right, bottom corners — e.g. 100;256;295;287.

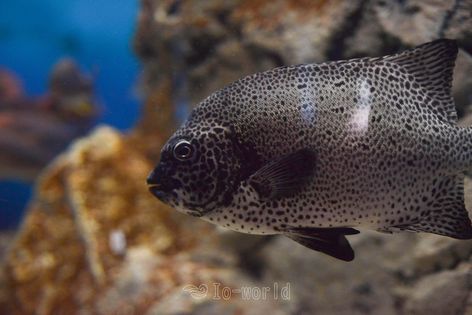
147;39;472;261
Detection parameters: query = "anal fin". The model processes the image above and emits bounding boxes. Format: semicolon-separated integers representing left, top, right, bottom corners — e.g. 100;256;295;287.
284;227;359;262
408;212;472;240
392;175;472;239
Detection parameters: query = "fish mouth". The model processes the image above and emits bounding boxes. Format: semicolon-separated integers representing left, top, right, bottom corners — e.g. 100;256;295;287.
184;209;204;217
183;202;215;217
146;170;218;217
147;185;207;217
146;166;179;203
147;184;171;203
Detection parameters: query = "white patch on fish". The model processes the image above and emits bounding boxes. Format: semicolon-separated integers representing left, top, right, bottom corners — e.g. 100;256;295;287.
349;78;372;133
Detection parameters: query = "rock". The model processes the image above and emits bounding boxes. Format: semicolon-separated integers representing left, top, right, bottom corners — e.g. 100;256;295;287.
258;231;472;315
439;0;472;52
0;230;14;262
0;59;98;181
258;232;412;315
403;263;471;315
0;125;191;314
453;50;472;117
403;235;472;277
134;0;379;107
341;1;404;60
94;246;282;315
186;39;280;107
232;0;363;63
374;0;472;49
134;0;245;106
465;292;472;315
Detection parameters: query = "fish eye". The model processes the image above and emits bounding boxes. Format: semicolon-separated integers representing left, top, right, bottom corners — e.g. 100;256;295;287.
173;140;194;161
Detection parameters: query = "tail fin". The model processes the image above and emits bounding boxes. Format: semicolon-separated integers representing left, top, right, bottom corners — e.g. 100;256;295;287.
385;41;471;238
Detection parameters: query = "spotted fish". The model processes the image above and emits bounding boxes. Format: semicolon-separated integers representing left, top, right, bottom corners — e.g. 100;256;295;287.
147;39;472;261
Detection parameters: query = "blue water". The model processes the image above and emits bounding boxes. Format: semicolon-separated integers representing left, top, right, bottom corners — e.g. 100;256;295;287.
0;0;140;228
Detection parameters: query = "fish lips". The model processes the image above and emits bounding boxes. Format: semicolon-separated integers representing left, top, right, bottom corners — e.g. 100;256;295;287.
147;184;170;202
146;165;180;203
147;183;207;217
146;165;216;217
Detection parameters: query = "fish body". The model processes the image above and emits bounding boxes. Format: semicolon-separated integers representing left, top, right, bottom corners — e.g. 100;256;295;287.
148;39;472;261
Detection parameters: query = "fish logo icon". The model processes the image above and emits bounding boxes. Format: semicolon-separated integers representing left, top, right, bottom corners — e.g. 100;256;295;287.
182;284;208;299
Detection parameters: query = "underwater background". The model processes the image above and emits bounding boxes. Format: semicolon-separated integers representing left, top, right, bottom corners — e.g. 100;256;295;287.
1;1;472;314
0;0;139;228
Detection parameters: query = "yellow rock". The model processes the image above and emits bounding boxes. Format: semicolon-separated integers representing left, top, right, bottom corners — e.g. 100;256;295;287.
0;100;217;314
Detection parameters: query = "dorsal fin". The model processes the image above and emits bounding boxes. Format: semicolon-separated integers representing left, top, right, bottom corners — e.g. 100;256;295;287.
381;39;458;123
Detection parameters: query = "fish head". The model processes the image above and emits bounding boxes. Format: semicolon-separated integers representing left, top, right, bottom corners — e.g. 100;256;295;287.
147;121;245;217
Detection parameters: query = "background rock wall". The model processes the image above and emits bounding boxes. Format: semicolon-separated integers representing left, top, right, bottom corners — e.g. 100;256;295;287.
1;0;472;314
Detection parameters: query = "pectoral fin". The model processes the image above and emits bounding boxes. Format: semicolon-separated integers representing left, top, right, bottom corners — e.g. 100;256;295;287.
284;227;359;262
248;149;316;200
